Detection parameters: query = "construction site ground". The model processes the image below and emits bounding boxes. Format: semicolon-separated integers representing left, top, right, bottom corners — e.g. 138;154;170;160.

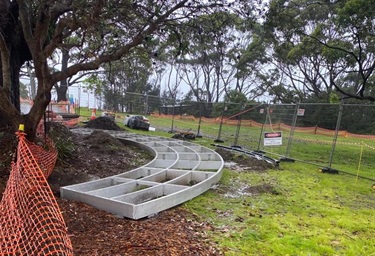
0;119;273;255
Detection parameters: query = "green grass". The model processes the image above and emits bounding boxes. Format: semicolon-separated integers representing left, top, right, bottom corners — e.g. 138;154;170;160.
184;164;375;256
76;112;375;255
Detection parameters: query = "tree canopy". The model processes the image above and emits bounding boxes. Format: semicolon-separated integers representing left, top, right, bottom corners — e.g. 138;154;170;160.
0;0;373;139
264;0;375;102
0;0;234;139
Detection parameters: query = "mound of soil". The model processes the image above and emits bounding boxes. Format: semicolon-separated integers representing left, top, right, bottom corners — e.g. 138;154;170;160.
84;116;123;130
84;130;125;151
215;147;275;172
49;129;151;194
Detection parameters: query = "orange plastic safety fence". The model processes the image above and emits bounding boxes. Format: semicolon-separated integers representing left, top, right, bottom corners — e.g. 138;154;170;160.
0;131;73;255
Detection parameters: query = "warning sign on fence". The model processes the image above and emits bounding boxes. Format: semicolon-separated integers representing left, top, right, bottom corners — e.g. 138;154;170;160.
264;131;282;146
297;108;305;116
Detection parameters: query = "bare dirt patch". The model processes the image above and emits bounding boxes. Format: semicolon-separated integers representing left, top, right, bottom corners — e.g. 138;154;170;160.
214;147;280;198
215;147;275;172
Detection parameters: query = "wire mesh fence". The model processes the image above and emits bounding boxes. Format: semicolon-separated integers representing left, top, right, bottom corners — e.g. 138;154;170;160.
94;92;375;182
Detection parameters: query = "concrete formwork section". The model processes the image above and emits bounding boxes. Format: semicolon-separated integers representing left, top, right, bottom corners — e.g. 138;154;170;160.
60;128;224;220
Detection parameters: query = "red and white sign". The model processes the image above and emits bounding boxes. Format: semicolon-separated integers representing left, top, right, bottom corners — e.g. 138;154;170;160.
297;109;305;116
264;131;282;146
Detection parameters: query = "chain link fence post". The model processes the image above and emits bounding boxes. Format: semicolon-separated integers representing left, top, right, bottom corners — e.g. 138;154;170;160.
322;100;344;173
232;104;244;148
143;93;148;115
196;101;203;138
281;103;299;162
170;103;175;133
214;101;226;143
256;105;269;152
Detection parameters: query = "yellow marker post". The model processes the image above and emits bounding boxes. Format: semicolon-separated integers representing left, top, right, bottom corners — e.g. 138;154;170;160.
19;124;25;132
355;141;364;183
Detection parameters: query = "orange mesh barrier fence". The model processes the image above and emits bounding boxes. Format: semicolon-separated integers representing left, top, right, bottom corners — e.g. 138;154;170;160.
151;113;170;118
247;120;263;128
179;115;196;121
0;129;73;255
223;119;238;126
200;117;217;123
345;132;375;139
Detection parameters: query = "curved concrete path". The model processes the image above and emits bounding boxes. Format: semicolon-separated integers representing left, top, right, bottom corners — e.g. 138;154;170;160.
60;128;224;220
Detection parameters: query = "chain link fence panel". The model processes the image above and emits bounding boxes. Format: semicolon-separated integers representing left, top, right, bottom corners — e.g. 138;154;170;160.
113;93;375;182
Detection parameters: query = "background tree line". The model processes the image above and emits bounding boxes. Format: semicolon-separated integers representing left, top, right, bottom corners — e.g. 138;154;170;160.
87;0;374;111
0;0;373;139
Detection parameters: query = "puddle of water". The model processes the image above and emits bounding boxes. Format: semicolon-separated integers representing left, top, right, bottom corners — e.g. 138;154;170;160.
224;161;238;167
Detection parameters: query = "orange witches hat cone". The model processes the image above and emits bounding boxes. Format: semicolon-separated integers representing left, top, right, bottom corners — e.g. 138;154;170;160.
90;108;96;120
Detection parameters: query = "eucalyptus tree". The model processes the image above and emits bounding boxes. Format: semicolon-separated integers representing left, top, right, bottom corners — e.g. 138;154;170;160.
264;0;333;102
164;61;184;100
265;0;375;102
108;51;153;112
0;0;230;140
152;31;186;100
176;11;242;103
325;0;375;100
228;22;272;100
174;9;268;103
53;47;91;102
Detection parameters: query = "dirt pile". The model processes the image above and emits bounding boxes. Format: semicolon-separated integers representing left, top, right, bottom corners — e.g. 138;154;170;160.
49;128;152;194
215;147;275;172
81;130;129;156
84;116;123;130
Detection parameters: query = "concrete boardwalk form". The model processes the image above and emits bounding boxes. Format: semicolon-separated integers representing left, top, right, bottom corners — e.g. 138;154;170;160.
60;128;224;220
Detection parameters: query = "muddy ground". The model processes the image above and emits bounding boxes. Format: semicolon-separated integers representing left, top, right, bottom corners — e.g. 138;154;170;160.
0;118;275;255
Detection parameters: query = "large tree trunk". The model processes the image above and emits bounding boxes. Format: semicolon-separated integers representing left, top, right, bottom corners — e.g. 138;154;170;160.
0;2;55;141
0;1;32;133
0;55;22;117
9;52;22;111
55;85;68;102
23;88;51;140
55;48;70;102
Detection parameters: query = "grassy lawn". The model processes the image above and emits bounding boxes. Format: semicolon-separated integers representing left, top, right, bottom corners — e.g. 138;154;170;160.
75;110;375;255
184;163;375;256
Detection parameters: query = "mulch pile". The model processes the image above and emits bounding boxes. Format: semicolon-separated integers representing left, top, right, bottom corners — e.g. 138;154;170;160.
60;199;222;256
